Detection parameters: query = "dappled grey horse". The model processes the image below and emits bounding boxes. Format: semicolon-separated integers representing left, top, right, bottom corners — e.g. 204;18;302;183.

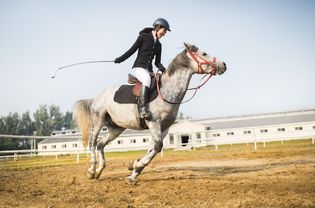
74;43;227;184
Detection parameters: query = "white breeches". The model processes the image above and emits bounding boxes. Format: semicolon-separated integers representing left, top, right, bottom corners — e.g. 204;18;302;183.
133;67;151;88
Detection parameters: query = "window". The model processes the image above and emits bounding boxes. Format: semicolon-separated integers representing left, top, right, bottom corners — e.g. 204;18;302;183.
277;128;285;132
260;129;268;133
244;130;251;134
205;127;211;130
295;127;303;131
196;133;201;139
72;143;78;148
61;131;66;134
143;138;149;143
117;140;123;145
227;132;234;136
213;133;220;137
42;145;47;150
130;139;136;144
169;134;174;144
313;126;315;130
52;145;56;149
62;144;67;148
51;132;56;136
72;131;76;134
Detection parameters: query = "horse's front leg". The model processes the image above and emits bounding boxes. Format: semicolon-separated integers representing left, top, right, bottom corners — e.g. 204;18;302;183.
126;120;164;184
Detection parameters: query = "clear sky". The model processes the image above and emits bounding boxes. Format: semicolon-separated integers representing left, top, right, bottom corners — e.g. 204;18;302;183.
0;0;314;119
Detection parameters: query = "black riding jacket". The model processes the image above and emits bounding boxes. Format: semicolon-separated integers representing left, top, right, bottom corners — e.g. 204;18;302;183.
116;28;166;72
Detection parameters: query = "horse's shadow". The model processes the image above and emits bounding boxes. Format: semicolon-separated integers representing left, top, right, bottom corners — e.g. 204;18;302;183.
138;159;312;182
93;159;312;183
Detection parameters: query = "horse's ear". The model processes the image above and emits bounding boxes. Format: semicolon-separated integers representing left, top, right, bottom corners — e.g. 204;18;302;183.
184;42;198;52
184;42;191;50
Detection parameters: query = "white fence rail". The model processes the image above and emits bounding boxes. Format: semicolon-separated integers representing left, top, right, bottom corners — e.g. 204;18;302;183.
187;136;315;151
1;134;314;163
0;149;89;163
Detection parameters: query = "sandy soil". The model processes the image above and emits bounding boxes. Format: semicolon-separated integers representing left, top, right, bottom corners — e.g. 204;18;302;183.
0;142;315;208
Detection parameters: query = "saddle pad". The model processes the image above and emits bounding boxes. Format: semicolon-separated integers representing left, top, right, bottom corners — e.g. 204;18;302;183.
113;85;159;104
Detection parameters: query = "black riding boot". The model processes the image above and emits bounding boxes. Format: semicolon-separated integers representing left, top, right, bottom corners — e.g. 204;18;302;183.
138;86;151;120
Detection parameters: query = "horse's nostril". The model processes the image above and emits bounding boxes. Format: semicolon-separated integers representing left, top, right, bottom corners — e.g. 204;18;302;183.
223;62;226;67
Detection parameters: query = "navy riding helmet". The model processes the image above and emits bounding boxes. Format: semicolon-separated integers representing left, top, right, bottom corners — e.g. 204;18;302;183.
153;18;171;31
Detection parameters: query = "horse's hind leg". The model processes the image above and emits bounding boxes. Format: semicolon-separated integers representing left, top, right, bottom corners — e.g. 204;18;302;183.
94;125;125;179
87;111;104;179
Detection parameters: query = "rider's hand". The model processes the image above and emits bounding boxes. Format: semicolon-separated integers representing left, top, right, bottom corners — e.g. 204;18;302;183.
156;70;163;85
114;58;122;64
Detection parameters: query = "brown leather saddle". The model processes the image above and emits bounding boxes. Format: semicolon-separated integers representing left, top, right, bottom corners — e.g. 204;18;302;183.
127;73;157;97
113;74;158;104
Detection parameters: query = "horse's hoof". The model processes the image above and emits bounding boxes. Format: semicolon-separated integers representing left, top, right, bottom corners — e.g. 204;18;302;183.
125;177;139;185
94;172;101;179
87;171;95;179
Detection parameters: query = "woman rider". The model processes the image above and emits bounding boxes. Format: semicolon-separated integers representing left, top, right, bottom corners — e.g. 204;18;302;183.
114;18;171;120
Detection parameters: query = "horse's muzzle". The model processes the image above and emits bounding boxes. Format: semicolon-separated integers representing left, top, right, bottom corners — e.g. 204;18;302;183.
218;62;227;75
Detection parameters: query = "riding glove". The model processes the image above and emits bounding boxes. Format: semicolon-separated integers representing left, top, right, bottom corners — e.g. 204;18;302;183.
114;58;122;64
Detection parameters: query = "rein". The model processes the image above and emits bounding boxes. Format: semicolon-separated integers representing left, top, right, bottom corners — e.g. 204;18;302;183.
155;51;217;105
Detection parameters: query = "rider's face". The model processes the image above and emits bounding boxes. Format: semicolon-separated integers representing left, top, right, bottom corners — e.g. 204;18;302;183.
156;28;167;39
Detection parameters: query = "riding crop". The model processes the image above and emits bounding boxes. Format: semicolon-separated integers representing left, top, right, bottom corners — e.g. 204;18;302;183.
51;60;114;79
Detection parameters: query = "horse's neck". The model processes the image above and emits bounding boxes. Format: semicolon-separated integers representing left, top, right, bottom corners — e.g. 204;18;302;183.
160;68;193;103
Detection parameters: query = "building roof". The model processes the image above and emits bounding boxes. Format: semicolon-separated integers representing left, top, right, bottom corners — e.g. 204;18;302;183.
39;137;79;144
198;110;315;130
119;129;150;136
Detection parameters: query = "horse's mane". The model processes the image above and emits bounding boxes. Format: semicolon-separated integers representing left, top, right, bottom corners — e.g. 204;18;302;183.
166;49;190;76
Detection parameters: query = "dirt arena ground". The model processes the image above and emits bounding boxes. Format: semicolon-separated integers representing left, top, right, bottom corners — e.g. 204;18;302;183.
1;140;315;208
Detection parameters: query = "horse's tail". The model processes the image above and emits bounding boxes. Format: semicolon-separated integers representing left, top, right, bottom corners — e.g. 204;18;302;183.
73;99;93;148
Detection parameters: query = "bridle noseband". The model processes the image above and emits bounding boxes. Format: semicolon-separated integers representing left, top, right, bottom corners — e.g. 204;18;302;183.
187;50;217;75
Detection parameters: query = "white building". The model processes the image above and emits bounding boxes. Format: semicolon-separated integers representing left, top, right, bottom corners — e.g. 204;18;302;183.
38;109;315;154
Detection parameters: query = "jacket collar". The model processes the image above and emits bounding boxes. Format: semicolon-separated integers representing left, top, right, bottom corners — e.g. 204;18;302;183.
151;31;157;43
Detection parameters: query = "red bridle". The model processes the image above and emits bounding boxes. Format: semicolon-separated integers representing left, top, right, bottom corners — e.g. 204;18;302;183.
187;50;217;75
155;50;219;105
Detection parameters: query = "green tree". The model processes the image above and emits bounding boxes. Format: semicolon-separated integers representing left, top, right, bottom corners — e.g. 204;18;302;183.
17;111;35;135
49;105;63;131
64;111;76;129
177;112;184;120
33;105;51;136
176;111;192;120
0;117;5;134
0;113;20;150
0;105;76;150
4;112;20;135
18;111;35;149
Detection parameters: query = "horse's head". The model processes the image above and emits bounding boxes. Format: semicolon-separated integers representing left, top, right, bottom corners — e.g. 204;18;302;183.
184;43;227;75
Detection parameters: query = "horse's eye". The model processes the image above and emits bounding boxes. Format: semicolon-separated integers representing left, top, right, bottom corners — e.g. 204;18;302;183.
202;52;207;56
